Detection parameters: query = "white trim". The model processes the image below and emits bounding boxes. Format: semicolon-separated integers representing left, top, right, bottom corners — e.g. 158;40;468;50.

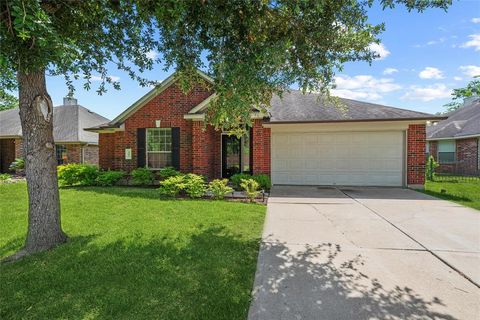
188;94;217;114
427;134;480;141
183;114;205;120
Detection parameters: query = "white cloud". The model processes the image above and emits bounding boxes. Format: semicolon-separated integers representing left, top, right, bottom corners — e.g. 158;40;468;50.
402;84;451;102
332;74;401;101
461;34;480;51
418;67;445;79
472;18;480;24
146;50;159;60
368;43;390;60
90;75;120;82
453;76;463;81
459;65;480;78
383;68;398;75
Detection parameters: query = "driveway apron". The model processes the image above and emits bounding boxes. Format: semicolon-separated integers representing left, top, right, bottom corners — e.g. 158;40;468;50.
248;186;480;320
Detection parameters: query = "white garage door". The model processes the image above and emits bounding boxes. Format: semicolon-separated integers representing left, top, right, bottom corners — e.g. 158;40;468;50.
271;131;404;186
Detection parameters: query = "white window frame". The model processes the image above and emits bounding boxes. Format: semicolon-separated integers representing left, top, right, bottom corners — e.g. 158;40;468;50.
146;128;172;169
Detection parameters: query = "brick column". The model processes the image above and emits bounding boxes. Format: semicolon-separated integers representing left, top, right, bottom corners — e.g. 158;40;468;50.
14;139;23;158
407;124;426;187
252;119;271;176
192;121;210;177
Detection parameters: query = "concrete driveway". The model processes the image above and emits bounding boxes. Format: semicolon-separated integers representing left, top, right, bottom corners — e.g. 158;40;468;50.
248;186;480;320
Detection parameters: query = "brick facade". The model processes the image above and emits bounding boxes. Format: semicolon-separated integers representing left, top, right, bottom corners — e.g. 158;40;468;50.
251;119;271;176
429;138;479;175
97;79;429;186
407;124;426;185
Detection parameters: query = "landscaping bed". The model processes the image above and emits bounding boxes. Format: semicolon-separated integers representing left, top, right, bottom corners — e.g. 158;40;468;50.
0;182;266;319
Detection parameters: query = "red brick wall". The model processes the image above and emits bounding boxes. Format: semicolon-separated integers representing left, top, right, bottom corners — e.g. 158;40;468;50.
191;122;221;179
99;133;117;169
14;139;23;158
66;144;81;164
252;119;271;176
83;145;99;165
98;81;213;173
407;124;426;185
432;138;479;175
456;138;479;174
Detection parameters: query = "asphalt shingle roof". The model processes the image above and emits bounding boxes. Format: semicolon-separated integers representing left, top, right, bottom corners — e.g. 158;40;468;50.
0;104;110;144
268;90;441;122
426;97;480;140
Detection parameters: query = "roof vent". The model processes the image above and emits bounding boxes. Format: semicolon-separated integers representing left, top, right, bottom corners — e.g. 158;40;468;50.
63;97;78;106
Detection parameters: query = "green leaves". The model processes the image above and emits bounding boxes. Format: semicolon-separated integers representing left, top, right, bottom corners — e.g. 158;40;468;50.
444;77;480;112
0;0;452;127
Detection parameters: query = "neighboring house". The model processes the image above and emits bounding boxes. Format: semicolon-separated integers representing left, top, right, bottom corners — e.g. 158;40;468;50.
0;98;110;173
87;70;444;188
427;97;480;175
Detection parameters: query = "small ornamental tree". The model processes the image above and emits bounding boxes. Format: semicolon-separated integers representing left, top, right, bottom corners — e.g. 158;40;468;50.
0;0;451;258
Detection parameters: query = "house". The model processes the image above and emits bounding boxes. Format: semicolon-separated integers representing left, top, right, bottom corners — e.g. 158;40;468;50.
87;70;444;188
0;98;110;173
427;97;480;175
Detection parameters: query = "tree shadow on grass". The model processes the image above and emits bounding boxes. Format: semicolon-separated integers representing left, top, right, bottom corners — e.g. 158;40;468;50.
1;227;260;320
249;242;462;320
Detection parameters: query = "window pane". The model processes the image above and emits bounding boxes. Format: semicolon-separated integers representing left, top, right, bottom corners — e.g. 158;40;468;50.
242;131;250;173
147;153;172;169
55;145;67;165
147;128;172;152
438;152;455;163
438;140;455;152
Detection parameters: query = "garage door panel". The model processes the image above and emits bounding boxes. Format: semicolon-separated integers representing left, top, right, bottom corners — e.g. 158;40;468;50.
271;131;404;186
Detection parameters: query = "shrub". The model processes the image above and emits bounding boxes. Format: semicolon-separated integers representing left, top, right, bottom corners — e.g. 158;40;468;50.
9;158;24;171
131;167;155;185
208;179;234;200
240;178;260;202
252;174;271;191
230;173;252;190
57;164;99;186
95;171;125;186
159;175;185;197
0;173;11;182
426;155;439;181
183;173;207;198
158;166;180;179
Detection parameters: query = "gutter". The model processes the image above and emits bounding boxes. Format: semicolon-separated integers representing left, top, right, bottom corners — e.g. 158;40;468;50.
264;116;447;125
426;134;480;141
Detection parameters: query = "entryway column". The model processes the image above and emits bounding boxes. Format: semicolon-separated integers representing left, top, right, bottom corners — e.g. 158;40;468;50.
252;119;271;176
192;121;210;177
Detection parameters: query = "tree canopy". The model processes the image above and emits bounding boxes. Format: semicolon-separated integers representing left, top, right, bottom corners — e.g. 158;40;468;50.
1;0;452;129
0;89;18;111
444;77;480;112
0;0;453;257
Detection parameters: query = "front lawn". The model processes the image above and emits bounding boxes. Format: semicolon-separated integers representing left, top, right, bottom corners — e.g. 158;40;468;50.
0;183;266;319
424;178;480;210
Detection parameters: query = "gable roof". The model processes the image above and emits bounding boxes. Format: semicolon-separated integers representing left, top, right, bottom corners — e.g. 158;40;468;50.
427;97;480;140
0;104;110;144
267;90;444;123
106;69;214;127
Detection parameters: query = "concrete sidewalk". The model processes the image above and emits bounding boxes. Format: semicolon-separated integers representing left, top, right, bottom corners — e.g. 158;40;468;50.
248;186;480;320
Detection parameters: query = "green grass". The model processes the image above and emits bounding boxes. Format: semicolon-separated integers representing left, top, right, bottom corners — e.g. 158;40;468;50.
424;178;480;210
0;183;266;320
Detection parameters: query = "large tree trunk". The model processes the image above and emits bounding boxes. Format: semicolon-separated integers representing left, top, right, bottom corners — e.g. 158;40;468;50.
16;70;67;256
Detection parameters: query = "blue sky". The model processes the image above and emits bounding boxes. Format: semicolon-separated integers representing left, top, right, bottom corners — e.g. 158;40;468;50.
46;1;480;120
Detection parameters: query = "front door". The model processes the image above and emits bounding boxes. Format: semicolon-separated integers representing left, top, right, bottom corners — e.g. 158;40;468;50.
222;135;241;178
